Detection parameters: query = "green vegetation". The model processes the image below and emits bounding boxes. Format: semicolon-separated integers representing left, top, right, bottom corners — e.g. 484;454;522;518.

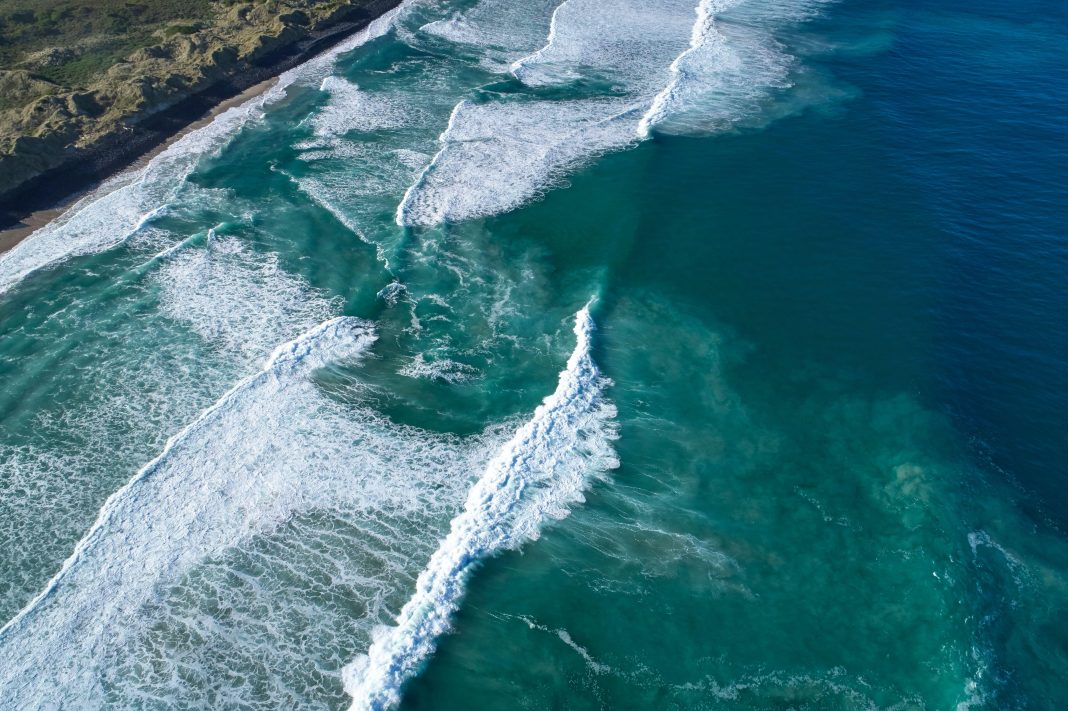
0;0;389;201
0;0;215;88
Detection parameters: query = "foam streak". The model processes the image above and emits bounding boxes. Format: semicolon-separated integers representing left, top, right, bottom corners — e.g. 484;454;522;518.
0;318;376;705
639;0;722;135
343;305;619;710
0;2;410;296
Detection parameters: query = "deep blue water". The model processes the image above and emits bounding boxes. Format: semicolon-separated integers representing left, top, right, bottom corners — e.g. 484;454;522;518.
869;0;1068;526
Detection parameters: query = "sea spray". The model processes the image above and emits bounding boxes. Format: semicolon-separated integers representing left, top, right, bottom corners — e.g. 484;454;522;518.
343;304;619;709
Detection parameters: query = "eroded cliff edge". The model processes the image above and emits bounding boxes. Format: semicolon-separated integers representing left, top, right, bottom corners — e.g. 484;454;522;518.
0;0;400;226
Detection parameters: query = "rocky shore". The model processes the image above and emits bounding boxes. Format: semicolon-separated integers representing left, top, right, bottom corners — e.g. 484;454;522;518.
0;0;401;229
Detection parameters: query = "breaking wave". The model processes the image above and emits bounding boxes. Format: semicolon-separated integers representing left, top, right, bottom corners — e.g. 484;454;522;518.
398;0;833;226
0;318;377;704
343;305;619;709
395;97;641;226
0;313;509;708
639;0;833;136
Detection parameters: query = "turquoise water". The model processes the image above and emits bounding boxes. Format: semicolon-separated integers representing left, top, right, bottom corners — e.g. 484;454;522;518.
1;0;1066;708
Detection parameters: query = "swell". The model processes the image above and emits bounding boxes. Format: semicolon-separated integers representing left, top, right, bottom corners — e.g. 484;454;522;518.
342;304;619;710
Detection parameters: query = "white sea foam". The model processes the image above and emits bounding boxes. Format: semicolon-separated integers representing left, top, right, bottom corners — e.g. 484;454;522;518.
506;0;566;79
396;97;641;226
0;313;518;707
270;1;414;95
0;319;372;691
377;280;408;305
154;233;342;362
638;0;826;136
292;162;421;269
343;305;619;710
517;616;615;675
0;2;410;297
968;530;1030;588
290;62;455;260
397;0;694;226
313;77;412;139
420;0;561;72
639;0;726;135
394;100;464;225
0;101;275;296
289;172;371;242
399;0;833;226
509;0;695;89
398;352;480;383
0;221;348;623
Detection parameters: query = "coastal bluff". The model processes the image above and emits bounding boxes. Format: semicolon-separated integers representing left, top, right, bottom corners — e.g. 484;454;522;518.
0;0;400;224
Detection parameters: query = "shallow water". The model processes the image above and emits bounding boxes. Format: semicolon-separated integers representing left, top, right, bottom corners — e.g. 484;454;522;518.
0;0;1065;708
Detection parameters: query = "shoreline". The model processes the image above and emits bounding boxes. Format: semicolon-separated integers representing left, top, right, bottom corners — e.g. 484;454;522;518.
0;77;280;255
0;0;401;255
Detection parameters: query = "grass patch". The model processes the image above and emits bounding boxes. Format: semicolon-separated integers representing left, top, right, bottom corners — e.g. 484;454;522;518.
0;0;215;89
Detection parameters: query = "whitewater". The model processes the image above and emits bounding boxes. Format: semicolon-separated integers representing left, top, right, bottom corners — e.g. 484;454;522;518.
0;319;385;704
0;0;828;287
0;0;874;707
344;305;618;709
0;2;408;296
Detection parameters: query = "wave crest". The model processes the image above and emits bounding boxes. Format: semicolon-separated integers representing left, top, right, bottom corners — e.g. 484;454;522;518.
343;304;619;710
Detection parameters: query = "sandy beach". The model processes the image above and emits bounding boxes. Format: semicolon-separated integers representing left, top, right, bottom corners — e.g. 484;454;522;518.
0;0;402;256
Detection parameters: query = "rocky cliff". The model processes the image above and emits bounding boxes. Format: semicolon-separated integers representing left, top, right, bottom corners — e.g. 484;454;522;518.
0;0;399;219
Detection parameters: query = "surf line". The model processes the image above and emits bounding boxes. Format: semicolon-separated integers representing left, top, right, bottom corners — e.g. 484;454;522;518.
394;100;468;227
507;0;570;82
343;303;619;710
393;0;573;227
0;1;412;297
0;317;376;643
638;0;721;136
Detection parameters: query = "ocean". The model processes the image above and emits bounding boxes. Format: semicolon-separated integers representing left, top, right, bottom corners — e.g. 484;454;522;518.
0;0;1065;708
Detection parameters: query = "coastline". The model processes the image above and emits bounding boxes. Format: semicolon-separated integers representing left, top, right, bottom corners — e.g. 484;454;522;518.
0;0;402;255
0;77;279;255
